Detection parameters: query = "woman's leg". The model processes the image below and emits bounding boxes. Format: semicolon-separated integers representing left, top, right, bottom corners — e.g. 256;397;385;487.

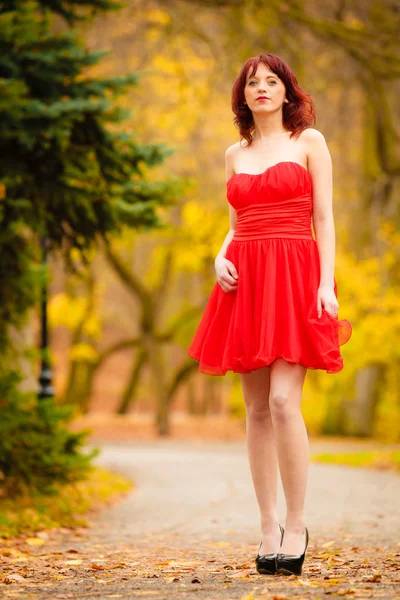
269;359;308;555
240;367;281;554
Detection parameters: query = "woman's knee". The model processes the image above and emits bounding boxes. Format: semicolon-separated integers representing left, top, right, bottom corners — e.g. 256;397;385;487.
240;368;271;422
268;360;307;422
269;391;297;422
245;399;271;422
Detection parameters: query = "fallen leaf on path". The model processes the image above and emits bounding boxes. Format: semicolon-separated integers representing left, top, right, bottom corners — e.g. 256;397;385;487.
320;578;347;585
226;569;251;579
322;541;335;548
131;592;163;595
161;560;195;569
26;537;45;546
90;563;107;570
4;574;26;583
162;569;193;574
64;559;82;565
165;575;180;582
296;578;313;586
214;542;230;547
365;573;381;582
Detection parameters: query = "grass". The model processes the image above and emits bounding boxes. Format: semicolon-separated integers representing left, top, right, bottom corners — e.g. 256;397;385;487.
310;449;400;472
0;466;133;539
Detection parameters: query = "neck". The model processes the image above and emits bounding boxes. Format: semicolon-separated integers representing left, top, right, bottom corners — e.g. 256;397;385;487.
251;110;288;141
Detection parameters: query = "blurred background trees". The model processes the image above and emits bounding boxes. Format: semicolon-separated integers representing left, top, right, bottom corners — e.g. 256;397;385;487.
0;0;180;493
1;0;399;447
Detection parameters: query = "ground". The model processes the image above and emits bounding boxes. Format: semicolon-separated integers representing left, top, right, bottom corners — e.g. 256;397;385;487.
1;437;399;599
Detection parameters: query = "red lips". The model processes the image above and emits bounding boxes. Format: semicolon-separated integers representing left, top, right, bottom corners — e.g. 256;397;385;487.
257;96;269;100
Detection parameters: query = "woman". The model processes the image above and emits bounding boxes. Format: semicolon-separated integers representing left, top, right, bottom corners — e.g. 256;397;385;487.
187;53;352;576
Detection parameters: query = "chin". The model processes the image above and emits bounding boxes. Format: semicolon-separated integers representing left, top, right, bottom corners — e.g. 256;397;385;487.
252;106;274;113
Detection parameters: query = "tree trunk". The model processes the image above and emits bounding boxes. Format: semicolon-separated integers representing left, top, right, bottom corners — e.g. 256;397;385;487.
200;376;219;415
341;363;386;437
187;377;198;414
8;320;36;393
63;360;97;412
117;346;147;414
142;333;170;436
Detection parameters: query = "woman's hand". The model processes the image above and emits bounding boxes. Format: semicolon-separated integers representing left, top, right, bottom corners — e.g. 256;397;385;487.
215;257;238;293
317;284;339;318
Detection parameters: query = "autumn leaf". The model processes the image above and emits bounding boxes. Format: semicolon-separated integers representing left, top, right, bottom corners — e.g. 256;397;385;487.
90;563;107;570
366;573;382;582
227;569;251;579
4;574;26;583
26;537;45;546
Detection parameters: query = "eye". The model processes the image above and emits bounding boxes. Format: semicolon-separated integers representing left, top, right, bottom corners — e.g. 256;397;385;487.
268;80;277;85
249;81;257;85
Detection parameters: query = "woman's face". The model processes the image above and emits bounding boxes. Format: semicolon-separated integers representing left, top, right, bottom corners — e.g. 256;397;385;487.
243;62;287;114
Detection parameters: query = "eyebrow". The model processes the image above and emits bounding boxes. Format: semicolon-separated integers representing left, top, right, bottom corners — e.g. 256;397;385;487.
248;74;278;79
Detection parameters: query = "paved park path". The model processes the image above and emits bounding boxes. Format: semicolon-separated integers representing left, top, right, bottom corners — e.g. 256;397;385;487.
2;440;399;599
91;440;400;544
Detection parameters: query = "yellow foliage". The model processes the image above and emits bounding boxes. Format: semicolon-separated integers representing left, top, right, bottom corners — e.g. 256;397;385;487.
0;466;132;537
177;199;228;272
146;8;171;26
310;450;400;472
69;246;97;264
83;313;102;339
49;293;86;330
48;293;101;339
69;343;99;363
345;17;365;30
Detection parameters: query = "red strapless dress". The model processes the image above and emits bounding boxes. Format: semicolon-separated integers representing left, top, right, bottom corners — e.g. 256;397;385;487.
187;161;352;375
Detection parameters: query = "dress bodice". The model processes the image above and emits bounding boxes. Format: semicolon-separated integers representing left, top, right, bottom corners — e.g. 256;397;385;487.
226;161;314;241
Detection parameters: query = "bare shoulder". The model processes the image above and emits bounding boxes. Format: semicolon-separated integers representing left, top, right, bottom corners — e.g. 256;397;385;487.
298;128;328;151
225;141;242;180
225;141;242;159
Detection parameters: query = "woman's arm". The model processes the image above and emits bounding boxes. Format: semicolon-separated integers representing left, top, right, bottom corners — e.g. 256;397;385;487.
305;129;339;317
215;145;237;263
214;146;239;293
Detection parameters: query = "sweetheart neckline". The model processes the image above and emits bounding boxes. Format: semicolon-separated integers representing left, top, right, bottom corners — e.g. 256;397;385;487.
226;161;311;185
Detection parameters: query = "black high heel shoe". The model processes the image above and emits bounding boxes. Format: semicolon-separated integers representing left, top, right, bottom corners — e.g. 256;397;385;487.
276;526;309;576
255;523;284;575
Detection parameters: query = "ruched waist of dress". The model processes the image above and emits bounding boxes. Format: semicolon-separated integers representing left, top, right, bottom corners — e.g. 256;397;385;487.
232;194;314;241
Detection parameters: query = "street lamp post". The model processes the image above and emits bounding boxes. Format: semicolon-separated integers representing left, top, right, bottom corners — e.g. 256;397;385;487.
37;235;55;399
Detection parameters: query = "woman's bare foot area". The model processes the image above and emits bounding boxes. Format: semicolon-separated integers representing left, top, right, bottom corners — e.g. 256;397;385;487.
259;521;282;555
280;524;307;555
